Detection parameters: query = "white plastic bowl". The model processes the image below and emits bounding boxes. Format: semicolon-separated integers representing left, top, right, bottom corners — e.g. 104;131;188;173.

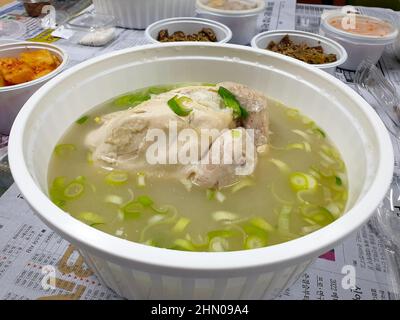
196;0;265;45
0;42;68;135
145;17;232;44
320;13;398;70
251;30;348;75
92;0;197;29
8;43;394;300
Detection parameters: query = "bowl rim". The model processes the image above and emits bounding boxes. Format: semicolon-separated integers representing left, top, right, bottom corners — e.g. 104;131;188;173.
321;13;398;42
196;0;265;16
0;41;69;92
8;43;394;275
250;30;348;69
145;17;233;44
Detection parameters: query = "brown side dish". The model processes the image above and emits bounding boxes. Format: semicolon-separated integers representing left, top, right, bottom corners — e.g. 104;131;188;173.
157;28;218;42
267;35;337;64
23;1;51;18
0;49;61;87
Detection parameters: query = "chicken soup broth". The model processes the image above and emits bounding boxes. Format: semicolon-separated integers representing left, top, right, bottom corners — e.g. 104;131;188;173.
48;83;347;252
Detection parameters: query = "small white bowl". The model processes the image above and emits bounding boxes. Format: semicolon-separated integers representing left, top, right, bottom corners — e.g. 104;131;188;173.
251;30;348;75
196;0;265;45
92;0;197;29
320;13;398;70
0;42;68;135
145;17;232;44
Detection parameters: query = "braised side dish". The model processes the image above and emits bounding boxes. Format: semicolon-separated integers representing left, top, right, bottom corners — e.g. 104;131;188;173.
0;49;60;87
48;83;348;252
157;28;217;42
267;35;337;65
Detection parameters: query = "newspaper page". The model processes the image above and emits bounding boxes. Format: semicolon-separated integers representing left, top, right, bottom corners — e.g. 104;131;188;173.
0;1;399;300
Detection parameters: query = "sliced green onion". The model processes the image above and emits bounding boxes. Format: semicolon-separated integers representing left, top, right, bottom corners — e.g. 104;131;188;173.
243;224;268;238
313;127;326;138
286;142;311;152
180;178;193;191
104;194;124;205
54;144;76;157
172;217;190;233
301;224;321;235
173;239;196;251
137;172;146;187
245;235;267;249
137;195;153;207
296;190;315;204
278;205;292;235
49;177;67;208
63;182;84;199
148;85;174;95
302;116;314;125
309;168;321;180
167;95;193;116
325;203;341;219
209;237;229;252
212;211;238;222
319;151;336;164
206;189;216;200
77;212;104;226
269;158;290;173
122;201;143;220
76;115;89;124
105;171;128;186
249;217;274;233
270;184;293;205
218;86;248;119
151;205;170;214
87;152;93;165
303;208;335;227
292;129;311;141
310;165;335;178
231;177;254;193
286;108;299;118
215;191;226;203
148;214;166;225
289;172;317;191
335;176;343;186
114;92;151;108
52;176;66;189
207;229;236;240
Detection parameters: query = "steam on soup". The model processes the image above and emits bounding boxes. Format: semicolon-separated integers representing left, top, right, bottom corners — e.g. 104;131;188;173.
48;83;347;252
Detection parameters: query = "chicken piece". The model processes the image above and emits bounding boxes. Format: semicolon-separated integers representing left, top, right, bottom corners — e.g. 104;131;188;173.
86;86;235;176
190;127;257;188
86;83;268;187
0;58;35;85
217;82;269;147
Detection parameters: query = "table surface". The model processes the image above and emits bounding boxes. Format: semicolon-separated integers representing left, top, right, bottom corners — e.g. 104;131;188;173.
0;0;13;6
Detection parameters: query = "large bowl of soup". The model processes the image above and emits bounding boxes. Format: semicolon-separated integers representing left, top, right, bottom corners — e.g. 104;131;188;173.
8;43;393;299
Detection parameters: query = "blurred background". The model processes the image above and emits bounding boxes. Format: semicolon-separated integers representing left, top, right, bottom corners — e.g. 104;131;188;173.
298;0;400;10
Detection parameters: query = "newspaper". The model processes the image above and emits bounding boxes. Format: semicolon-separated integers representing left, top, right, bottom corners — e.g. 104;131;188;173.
0;0;399;300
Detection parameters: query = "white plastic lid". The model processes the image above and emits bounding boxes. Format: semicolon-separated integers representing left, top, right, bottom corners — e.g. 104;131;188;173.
67;12;115;31
321;13;398;45
0;20;26;39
